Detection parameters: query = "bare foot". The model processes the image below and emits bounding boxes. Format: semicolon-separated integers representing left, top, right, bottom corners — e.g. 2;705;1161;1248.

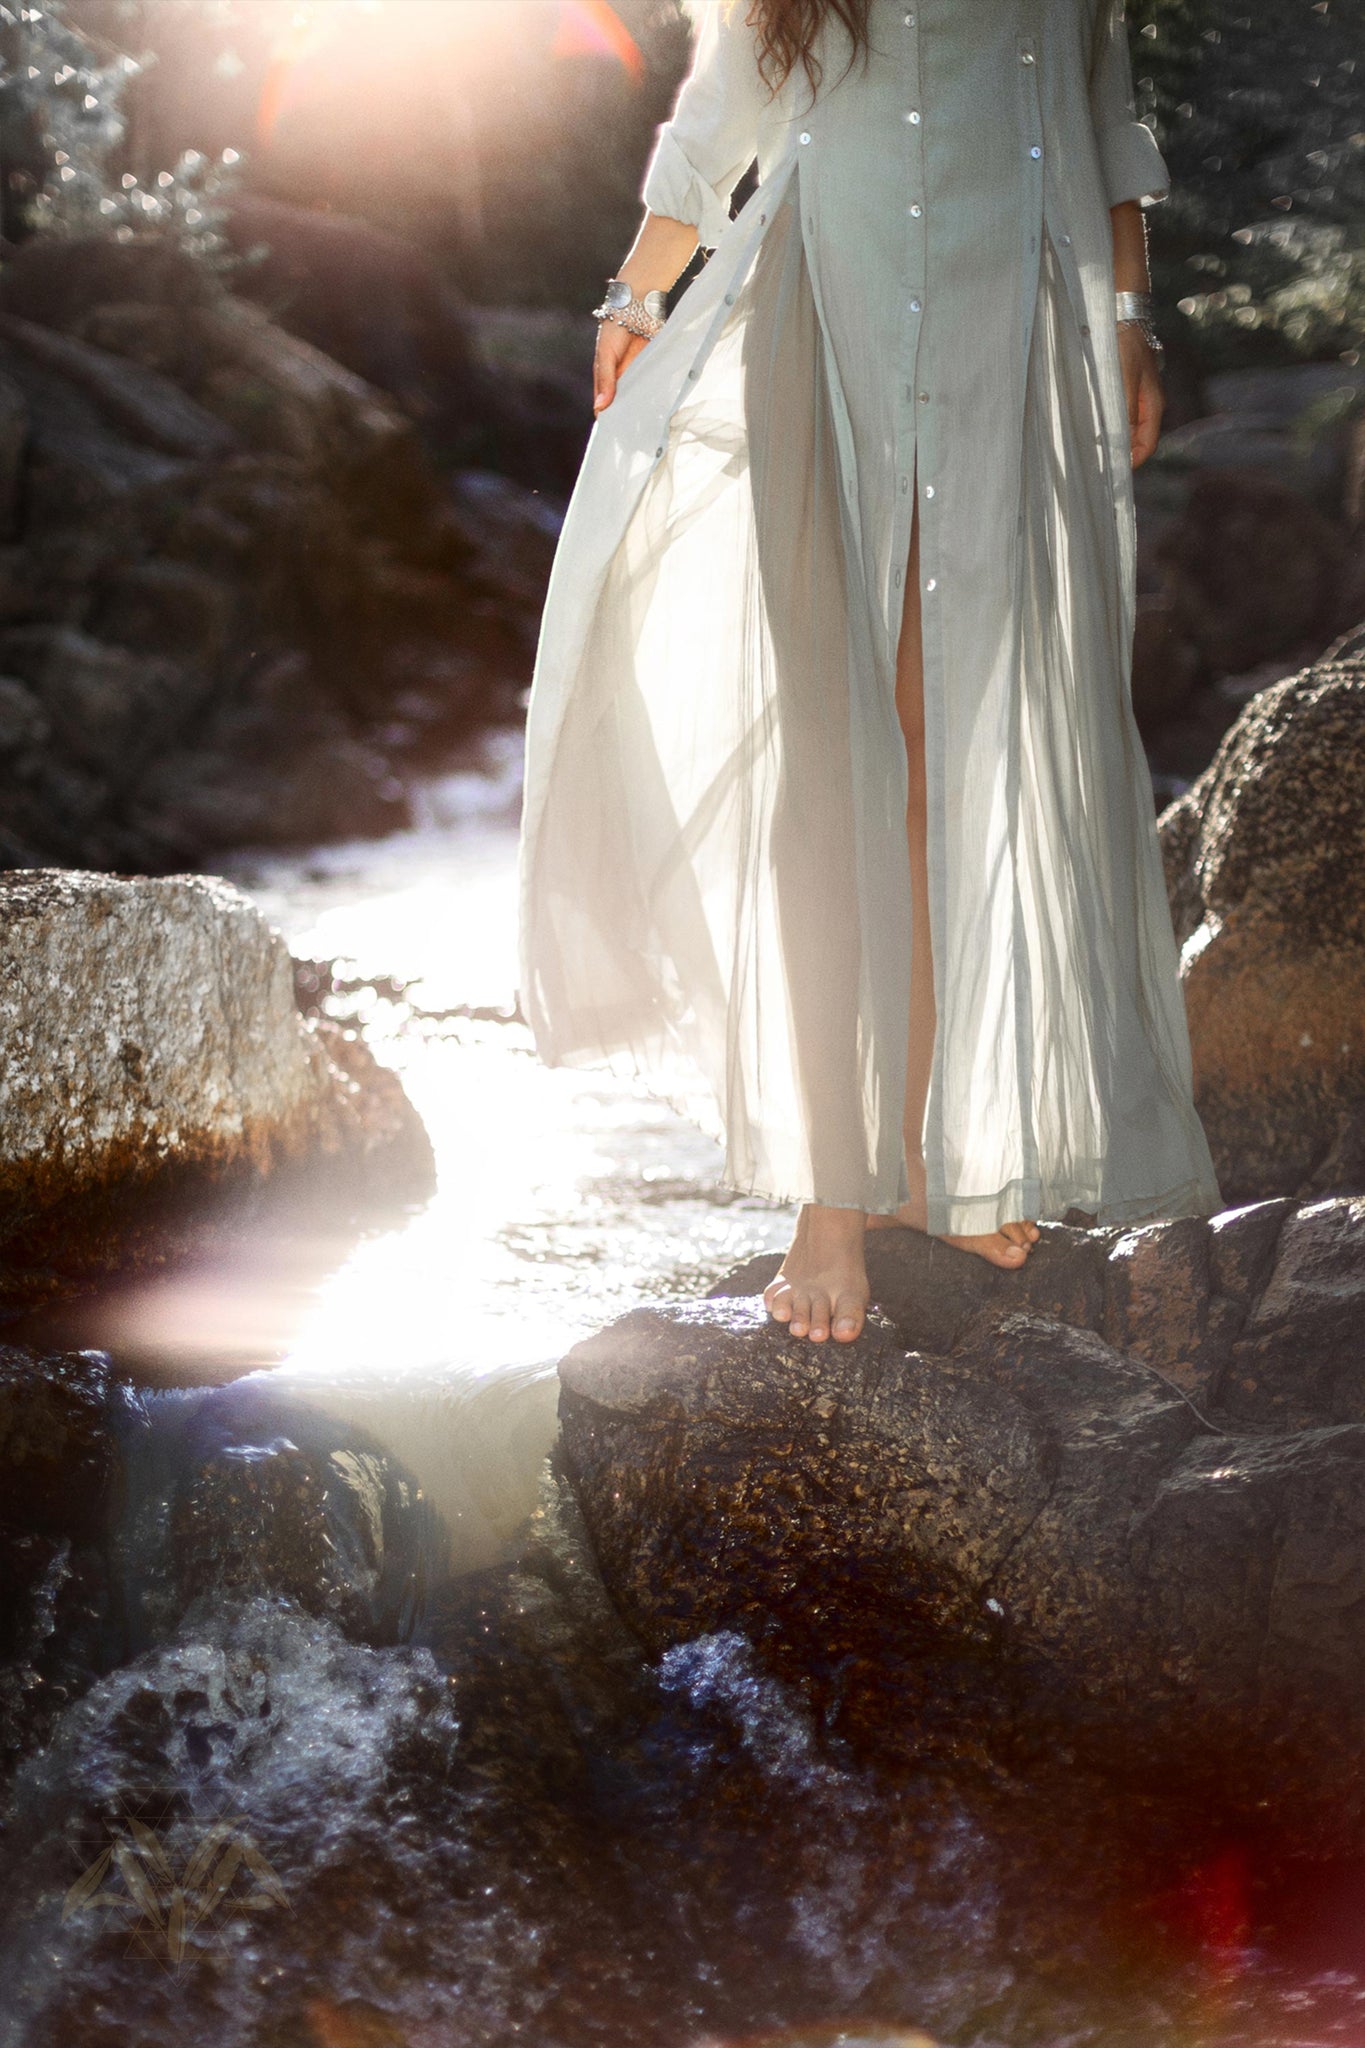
865;1164;1041;1270
764;1203;869;1342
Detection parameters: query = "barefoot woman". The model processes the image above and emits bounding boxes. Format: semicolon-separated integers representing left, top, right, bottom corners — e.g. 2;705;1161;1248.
518;0;1223;1344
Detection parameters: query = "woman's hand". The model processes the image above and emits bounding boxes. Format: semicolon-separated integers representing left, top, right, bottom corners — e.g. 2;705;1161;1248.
592;317;651;415
590;212;699;415
1117;322;1164;470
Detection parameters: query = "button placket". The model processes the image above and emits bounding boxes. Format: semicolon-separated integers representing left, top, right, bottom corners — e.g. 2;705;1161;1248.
895;0;929;654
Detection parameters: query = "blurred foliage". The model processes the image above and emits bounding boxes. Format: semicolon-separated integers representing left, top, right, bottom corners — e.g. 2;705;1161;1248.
0;0;239;259
1130;0;1365;369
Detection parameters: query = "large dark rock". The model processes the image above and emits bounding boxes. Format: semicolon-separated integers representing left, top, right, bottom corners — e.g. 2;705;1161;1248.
166;1393;445;1647
1153;469;1349;680
0;1344;125;1539
0;233;551;866
222;195;588;493
1159;644;1365;1205
557;1199;1365;1850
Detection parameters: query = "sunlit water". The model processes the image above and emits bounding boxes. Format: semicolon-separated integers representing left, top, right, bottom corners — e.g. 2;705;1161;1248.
5;742;1365;2047
98;732;799;1563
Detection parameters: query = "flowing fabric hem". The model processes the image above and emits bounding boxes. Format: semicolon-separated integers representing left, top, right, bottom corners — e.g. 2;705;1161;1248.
535;1038;1224;1232
707;1164;1227;1230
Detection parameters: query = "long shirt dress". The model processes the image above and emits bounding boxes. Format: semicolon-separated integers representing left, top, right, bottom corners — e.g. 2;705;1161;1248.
516;0;1225;1235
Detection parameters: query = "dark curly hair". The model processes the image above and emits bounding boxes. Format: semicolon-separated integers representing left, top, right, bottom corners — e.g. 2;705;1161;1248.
740;0;874;101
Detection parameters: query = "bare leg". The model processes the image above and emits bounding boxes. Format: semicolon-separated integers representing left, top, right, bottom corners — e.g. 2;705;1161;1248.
866;491;1041;1267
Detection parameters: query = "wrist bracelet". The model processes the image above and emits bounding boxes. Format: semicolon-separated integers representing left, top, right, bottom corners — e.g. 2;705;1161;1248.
1116;288;1163;353
592;277;668;339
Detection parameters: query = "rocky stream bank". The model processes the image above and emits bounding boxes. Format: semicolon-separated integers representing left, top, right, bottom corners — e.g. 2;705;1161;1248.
0;362;1364;2040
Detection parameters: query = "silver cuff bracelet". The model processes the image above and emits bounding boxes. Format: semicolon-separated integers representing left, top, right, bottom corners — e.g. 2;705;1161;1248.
1115;288;1163;352
592;278;668;339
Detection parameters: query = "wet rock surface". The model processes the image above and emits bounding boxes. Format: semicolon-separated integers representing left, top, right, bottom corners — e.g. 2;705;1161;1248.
0;1341;443;1781
165;1386;446;1647
0;1347;142;1774
0;868;433;1308
0;1467;1276;2048
1159;644;1365;1205
558;1199;1365;1851
3;1227;1365;2044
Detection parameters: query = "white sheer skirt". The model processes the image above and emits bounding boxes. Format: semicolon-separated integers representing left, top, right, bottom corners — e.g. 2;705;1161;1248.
521;167;1223;1229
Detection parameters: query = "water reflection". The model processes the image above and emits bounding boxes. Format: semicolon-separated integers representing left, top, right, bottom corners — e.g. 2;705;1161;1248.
111;738;794;1554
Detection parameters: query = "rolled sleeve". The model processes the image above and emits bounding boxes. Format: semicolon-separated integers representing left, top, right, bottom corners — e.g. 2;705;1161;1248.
641;125;738;250
638;1;766;250
1089;0;1171;207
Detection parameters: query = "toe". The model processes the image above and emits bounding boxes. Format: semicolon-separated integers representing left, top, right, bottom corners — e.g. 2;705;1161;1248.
807;1291;833;1341
765;1278;793;1323
788;1289;812;1338
832;1293;864;1342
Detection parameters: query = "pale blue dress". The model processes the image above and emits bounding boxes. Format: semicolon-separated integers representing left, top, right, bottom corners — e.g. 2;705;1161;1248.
517;0;1224;1233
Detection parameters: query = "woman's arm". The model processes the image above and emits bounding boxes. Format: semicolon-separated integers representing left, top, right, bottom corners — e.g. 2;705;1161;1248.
1089;0;1169;470
593;2;767;415
593;212;699;416
1110;196;1163;469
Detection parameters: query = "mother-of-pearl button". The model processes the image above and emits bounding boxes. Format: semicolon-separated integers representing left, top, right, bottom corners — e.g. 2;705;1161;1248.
799;131;811;143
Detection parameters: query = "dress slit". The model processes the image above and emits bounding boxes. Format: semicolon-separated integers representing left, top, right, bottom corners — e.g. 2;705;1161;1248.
518;0;1226;1232
892;449;936;1201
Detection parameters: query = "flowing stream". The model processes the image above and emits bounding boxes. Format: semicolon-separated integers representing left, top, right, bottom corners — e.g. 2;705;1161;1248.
2;741;1364;2048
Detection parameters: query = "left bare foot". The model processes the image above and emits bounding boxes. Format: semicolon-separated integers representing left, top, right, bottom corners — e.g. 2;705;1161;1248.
866;1172;1040;1270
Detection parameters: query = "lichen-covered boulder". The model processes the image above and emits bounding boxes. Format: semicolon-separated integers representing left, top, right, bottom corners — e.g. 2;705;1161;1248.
0;868;433;1303
558;1200;1365;1849
1159;647;1365;1206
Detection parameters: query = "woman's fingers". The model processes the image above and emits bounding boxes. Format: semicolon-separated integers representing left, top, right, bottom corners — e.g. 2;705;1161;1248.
1118;326;1164;469
593;326;648;414
1132;358;1164;468
592;334;614;414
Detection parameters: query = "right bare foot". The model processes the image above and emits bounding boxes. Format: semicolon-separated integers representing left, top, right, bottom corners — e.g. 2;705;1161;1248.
764;1203;869;1343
